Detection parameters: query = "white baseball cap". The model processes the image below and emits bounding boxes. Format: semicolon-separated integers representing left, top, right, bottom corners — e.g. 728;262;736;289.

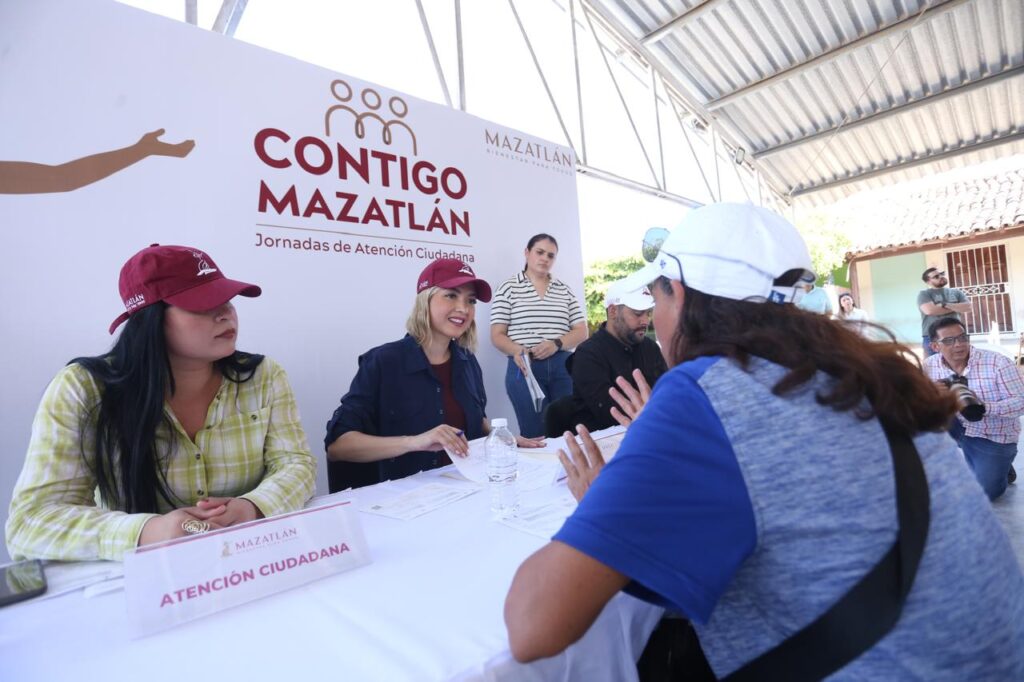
604;279;655;310
622;203;816;303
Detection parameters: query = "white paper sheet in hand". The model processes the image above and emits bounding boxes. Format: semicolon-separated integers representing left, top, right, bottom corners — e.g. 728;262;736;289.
444;439;489;484
360;483;478;521
523;353;546;412
444;438;561;491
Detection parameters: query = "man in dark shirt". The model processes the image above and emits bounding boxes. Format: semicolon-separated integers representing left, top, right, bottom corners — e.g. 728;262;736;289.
566;279;667;431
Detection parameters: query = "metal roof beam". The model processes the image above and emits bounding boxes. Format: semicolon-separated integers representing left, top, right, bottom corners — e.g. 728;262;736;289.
581;3;660;188
706;0;971;112
576;163;702;207
581;0;792;202
212;0;247;36
790;131;1024;198
456;0;466;111
754;64;1024;159
509;0;578;156
640;0;722;46
415;0;454;108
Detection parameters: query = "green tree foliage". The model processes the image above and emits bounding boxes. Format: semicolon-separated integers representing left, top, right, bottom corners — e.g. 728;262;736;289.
583;256;646;330
795;210;852;285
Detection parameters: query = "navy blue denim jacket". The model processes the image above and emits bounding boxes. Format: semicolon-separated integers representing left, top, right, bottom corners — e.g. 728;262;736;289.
325;334;487;491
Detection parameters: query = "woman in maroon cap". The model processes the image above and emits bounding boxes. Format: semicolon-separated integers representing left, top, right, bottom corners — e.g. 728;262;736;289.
6;245;316;561
324;257;543;491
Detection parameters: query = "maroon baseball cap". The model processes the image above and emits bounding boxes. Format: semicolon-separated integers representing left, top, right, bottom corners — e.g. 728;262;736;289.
416;258;492;302
109;244;262;334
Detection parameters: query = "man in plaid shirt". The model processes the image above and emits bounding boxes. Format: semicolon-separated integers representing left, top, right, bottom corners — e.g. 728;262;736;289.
924;317;1023;500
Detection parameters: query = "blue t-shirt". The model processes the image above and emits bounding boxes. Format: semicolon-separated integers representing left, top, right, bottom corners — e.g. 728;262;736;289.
555;356;756;622
555;355;1024;680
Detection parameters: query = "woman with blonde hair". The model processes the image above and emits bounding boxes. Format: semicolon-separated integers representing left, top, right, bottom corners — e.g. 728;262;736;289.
326;258;541;490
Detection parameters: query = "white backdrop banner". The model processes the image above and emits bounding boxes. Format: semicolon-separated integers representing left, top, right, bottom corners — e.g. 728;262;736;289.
0;0;582;561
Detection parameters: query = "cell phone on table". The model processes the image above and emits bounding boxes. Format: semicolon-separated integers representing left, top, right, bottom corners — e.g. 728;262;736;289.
0;559;47;607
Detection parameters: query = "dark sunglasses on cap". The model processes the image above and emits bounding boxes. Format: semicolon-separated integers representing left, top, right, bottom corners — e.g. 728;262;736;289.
643;225;814;305
930;271;947;279
642;227;670;263
641;227;685;282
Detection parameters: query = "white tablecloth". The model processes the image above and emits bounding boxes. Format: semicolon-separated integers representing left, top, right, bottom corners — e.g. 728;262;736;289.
0;466;663;681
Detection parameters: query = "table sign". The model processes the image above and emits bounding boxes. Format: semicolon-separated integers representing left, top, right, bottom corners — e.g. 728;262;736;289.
124;501;370;635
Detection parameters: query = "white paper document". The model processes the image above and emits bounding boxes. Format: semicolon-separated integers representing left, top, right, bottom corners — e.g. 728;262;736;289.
444;438;561;491
531;425;627;456
523;353;546;411
360;483;479;520
500;496;578;539
444;439;489;484
517;458;563;491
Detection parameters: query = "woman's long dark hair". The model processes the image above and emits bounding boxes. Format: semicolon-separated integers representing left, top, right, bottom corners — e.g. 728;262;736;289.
659;277;957;435
72;303;264;513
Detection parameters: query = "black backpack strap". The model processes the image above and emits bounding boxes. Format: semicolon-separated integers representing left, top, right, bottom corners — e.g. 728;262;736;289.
722;420;930;682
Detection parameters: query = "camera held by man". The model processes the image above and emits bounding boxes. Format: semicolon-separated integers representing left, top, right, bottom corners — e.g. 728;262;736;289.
937;374;985;422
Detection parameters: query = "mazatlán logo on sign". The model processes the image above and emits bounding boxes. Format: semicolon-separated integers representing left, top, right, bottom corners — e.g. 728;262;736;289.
253;78;476;262
223;527;300;556
483;129;575;176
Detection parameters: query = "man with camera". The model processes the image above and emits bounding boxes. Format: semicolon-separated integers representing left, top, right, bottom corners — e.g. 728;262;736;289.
918;267;971;357
924;318;1023;500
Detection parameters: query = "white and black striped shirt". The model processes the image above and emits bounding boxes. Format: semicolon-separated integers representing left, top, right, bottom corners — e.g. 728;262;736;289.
490;272;586;347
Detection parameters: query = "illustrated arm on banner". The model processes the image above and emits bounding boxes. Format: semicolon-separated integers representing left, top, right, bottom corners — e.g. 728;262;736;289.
0;129;195;195
5;367;159;561
326;354;470;461
237;361;317;518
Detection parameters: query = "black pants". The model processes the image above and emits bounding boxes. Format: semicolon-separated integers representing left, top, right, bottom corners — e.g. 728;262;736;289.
637;617;717;682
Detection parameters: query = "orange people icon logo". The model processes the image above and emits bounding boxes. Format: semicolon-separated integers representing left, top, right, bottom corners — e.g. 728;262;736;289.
324;79;418;155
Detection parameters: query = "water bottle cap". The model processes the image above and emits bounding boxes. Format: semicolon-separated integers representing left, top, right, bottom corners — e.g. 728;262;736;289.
491;418;508;428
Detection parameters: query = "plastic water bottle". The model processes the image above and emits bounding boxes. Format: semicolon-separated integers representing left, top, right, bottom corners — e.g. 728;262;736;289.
486;418;519;518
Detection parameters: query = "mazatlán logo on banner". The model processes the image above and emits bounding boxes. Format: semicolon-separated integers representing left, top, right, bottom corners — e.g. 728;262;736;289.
253;79;476;262
482;129;575;176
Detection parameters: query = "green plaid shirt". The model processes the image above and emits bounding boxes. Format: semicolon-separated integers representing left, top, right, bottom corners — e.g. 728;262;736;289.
6;358;316;561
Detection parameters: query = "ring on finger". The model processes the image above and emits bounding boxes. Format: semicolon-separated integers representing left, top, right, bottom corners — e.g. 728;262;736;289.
181;518;211;535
